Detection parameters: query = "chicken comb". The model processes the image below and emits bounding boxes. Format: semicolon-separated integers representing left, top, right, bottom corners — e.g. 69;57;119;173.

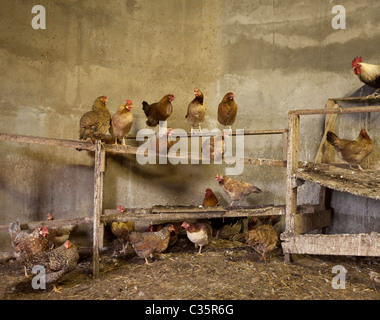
126;99;133;105
352;56;362;68
117;205;125;213
205;188;213;192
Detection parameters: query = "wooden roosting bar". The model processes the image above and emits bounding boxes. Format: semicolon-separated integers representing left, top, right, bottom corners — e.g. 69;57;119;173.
0;128;296;277
281;97;380;261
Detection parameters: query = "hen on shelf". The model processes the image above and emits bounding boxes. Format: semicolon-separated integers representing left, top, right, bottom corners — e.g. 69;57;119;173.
24;240;79;292
218;92;237;131
109;99;134;147
215;174;262;206
181;221;213;255
326;129;373;171
79;95;111;143
129;224;174;265
186;88;205;133
142;94;175;129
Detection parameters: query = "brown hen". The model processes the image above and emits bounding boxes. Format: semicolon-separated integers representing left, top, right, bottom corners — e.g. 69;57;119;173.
109;99;134;146
129;224;174;264
79;95;111;142
326;129;373;170
186;89;205;132
218;92;237;130
142;94;175;128
215;174;262;206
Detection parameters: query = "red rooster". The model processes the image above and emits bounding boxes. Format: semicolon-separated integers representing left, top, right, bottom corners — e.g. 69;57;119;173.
352;56;380;97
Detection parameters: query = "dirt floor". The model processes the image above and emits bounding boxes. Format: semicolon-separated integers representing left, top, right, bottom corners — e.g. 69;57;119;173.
1;235;379;300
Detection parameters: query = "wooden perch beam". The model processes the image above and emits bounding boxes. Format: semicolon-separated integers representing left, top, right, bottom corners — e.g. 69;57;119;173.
289;105;380;116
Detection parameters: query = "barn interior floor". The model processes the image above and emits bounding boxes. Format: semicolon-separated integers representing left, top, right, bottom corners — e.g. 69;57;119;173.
0;236;379;300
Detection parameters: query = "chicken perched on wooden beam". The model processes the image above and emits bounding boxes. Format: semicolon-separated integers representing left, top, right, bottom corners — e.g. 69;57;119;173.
215;174;262;206
186;88;205;133
218;92;237;131
79;95;111;143
109;99;134;147
352;56;380;98
326;129;373;171
142;94;175;129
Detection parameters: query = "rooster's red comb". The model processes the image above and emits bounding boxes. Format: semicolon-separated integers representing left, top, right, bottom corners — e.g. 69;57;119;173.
126;99;133;105
352;56;362;68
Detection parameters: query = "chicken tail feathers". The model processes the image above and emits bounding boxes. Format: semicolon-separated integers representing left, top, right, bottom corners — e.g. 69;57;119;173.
326;131;339;146
142;101;150;116
231;232;247;242
9;221;20;236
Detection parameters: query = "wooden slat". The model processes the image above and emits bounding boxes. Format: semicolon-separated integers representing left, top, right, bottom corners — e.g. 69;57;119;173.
331;96;380;102
285;113;300;234
293;209;331;234
289;105;380;116
92;141;105;278
281;232;380;256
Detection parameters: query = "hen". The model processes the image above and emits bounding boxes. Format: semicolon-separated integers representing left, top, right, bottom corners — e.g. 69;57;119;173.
46;213;75;248
218;92;237;130
109;99;134;146
79;95;111;143
181;221;213;255
326;129;373;170
352;56;380;97
146;222;182;247
232;224;278;261
142;94;175;128
9;222;50;275
215;174;262;206
24;240;79;292
150;128;175;156
110;206;135;254
202;188;219;207
186;88;205;133
129;224;174;264
202;131;229;162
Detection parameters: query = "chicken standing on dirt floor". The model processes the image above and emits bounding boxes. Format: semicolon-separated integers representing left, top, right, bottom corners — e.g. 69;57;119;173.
186;88;205;133
215;174;262;206
232;224;278;261
109;99;134;147
129;224;175;265
79;95;111;143
24;240;79;293
46;213;75;248
202;131;229;162
326;129;373;171
181;221;213;255
352;56;380;98
110;205;135;254
142;94;175;129
218;92;237;130
9;222;50;275
146;222;182;247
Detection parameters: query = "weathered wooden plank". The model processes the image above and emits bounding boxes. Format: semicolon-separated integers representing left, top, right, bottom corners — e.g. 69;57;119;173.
92;141;105;278
285;113;300;233
295;166;380;200
281;232;380;256
332;96;380;102
293;209;331;234
289;105;380;116
101;206;285;223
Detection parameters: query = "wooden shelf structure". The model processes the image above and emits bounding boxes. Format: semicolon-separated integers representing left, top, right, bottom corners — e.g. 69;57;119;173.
281;97;380;261
0;128;292;277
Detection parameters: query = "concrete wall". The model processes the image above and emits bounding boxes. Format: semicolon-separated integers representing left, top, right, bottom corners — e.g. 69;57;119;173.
1;0;380;251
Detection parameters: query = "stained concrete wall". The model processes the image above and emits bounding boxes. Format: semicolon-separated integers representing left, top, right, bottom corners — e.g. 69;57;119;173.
1;0;380;251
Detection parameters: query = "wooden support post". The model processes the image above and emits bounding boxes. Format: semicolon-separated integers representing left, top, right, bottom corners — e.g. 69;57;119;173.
92;141;106;278
285;113;300;235
282;130;288;161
